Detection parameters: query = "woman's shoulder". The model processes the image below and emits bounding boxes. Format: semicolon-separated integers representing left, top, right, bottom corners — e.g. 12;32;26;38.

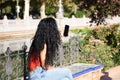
46;67;73;79
47;67;71;72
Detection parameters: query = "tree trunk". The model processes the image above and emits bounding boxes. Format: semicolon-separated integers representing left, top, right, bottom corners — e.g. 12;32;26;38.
40;2;46;18
24;0;30;19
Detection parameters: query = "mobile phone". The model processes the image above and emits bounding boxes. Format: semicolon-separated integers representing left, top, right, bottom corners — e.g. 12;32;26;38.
63;25;69;37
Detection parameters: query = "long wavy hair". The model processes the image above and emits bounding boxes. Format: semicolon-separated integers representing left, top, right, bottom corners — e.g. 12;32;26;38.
28;17;61;68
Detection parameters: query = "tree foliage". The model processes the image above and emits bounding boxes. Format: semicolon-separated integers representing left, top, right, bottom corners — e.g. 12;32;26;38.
72;0;120;25
0;0;120;24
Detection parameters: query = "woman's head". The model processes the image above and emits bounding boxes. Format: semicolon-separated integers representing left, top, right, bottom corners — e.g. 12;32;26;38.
29;17;61;67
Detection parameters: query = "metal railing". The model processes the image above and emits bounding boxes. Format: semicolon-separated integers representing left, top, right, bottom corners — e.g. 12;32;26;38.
0;36;101;80
0;48;24;80
0;43;28;80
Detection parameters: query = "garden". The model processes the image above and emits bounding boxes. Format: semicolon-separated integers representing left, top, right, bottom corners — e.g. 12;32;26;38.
66;24;120;70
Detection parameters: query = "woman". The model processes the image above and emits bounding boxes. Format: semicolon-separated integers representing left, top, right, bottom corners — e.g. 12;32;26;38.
28;17;73;80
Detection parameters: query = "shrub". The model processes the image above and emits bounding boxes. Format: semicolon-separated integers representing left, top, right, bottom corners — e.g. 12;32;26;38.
68;24;120;70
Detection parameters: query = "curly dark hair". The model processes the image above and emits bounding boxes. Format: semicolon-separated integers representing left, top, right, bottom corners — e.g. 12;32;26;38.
28;17;61;67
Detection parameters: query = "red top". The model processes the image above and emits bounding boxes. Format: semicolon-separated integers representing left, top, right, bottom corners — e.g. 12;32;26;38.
29;52;41;71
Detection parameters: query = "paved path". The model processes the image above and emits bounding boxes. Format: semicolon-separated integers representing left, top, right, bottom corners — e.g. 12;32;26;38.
101;66;120;80
0;30;35;41
107;66;120;80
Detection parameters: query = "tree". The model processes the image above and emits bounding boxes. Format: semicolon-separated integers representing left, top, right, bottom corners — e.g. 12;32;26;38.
0;0;25;19
72;0;120;25
0;0;16;19
39;0;58;18
62;0;77;17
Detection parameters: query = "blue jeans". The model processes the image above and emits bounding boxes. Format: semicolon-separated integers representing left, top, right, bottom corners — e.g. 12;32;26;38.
28;67;73;80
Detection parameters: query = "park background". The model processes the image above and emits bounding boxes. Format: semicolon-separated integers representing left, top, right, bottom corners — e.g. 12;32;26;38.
0;0;120;80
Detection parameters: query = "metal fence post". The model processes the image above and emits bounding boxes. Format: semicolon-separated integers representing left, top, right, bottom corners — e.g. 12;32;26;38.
5;47;12;80
22;42;27;80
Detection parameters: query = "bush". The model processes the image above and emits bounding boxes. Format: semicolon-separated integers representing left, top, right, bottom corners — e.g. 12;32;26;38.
68;24;120;70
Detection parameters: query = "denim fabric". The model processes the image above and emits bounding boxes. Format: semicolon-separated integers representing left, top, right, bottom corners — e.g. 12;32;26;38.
28;67;73;80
